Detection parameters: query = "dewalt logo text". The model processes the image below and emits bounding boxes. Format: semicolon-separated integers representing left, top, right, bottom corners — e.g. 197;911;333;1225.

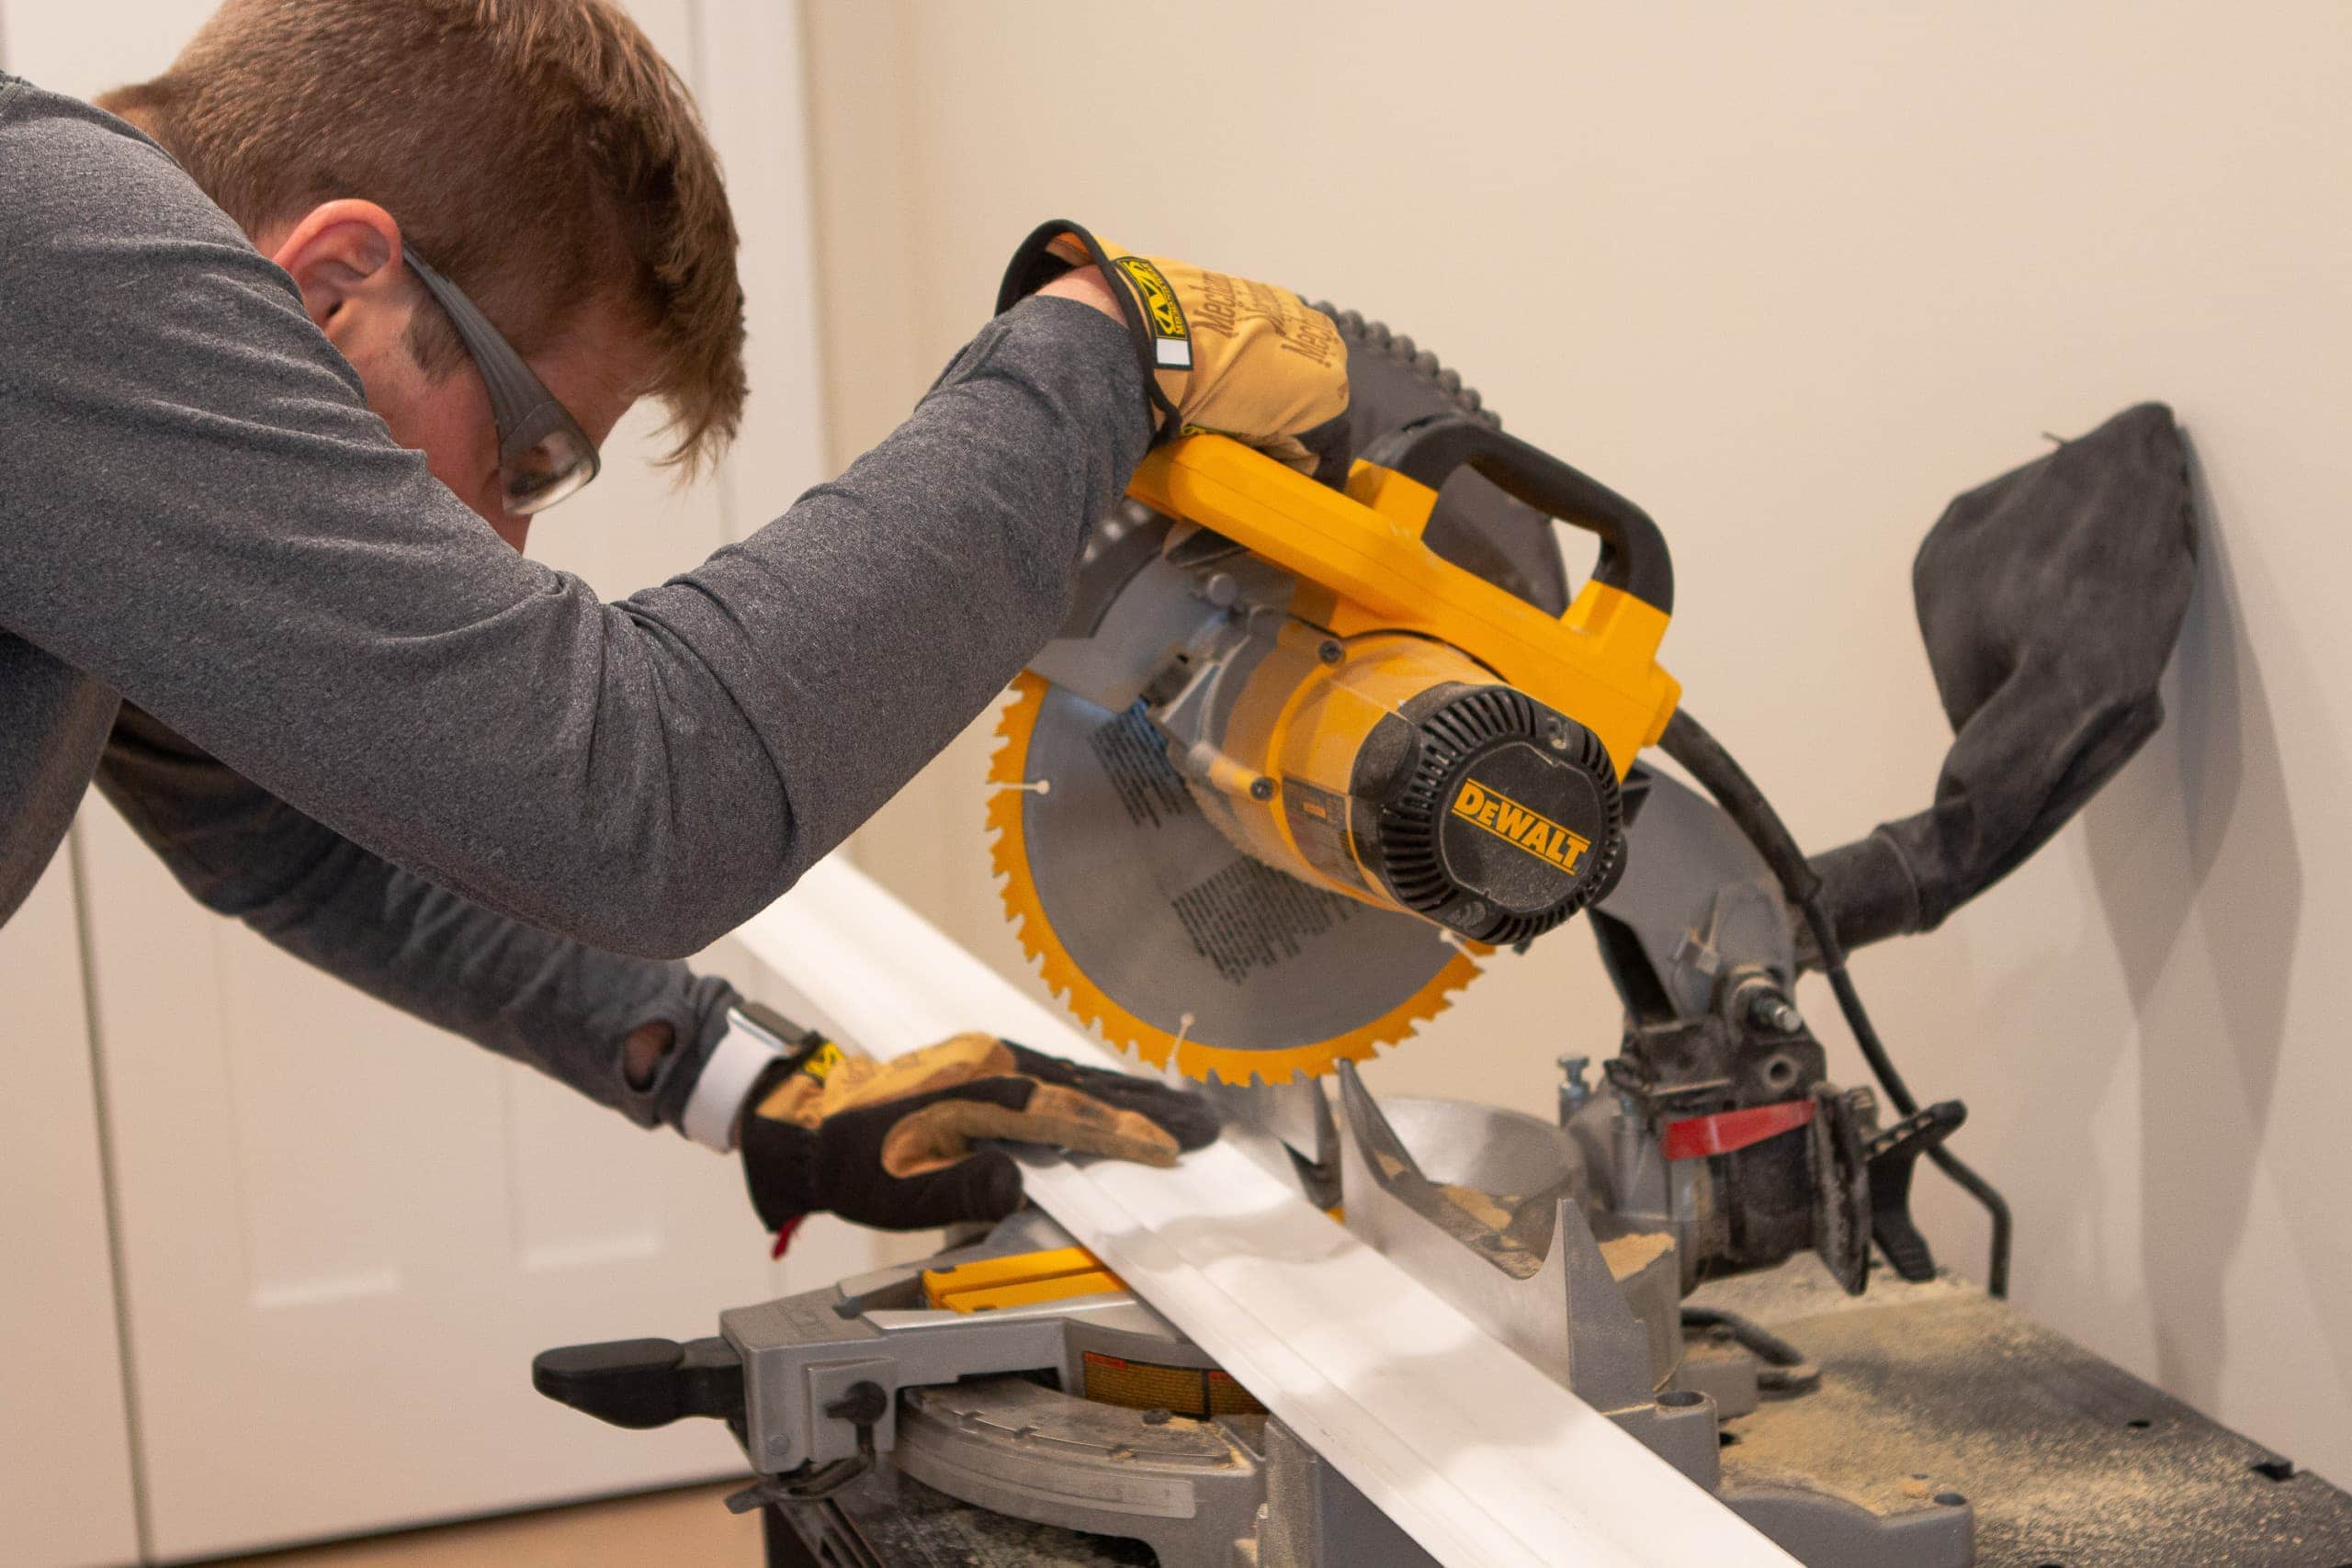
1450;779;1590;876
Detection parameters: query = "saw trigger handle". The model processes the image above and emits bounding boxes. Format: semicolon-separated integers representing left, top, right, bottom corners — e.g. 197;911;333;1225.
1361;413;1675;615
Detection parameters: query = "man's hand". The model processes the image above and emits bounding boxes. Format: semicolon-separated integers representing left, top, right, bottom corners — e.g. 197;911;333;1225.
998;220;1351;483
741;1032;1219;1235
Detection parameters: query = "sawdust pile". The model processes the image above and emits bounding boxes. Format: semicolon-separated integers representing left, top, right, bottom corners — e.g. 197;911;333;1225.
1715;1292;2350;1563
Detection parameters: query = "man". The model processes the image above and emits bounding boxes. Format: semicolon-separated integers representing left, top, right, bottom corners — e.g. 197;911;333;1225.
1;2;1347;1231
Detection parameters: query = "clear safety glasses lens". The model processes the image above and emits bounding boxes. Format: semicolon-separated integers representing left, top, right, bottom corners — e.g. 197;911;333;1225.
500;405;602;516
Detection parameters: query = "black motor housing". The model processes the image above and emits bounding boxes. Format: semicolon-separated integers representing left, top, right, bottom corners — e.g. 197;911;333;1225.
1353;682;1625;945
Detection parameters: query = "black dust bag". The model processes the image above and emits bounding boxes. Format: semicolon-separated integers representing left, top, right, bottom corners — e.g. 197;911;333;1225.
1805;401;2197;956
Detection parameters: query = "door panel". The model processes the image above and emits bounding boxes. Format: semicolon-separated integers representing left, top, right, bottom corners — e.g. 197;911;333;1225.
0;855;143;1568
74;785;804;1560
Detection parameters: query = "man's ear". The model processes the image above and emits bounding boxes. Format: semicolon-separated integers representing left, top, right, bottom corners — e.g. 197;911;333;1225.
266;200;411;345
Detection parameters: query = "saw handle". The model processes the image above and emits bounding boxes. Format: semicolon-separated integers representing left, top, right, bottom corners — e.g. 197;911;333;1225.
1361;414;1674;615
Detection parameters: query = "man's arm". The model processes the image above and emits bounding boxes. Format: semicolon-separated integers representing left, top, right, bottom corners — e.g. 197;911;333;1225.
94;703;755;1137
0;85;1147;960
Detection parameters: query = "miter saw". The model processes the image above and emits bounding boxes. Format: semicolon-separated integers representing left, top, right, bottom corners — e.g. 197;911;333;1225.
989;400;1673;1087
982;310;1978;1302
537;318;2352;1564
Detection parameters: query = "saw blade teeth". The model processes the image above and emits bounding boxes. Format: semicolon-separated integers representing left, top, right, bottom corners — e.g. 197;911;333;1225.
989;671;1489;1083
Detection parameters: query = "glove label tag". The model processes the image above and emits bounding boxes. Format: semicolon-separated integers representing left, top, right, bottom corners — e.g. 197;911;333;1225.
1114;255;1193;370
798;1040;847;1083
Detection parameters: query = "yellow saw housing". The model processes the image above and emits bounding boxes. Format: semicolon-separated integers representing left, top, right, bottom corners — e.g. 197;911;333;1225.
993;418;1682;1079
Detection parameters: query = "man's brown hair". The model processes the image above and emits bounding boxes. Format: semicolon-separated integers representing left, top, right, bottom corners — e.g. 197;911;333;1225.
100;0;745;469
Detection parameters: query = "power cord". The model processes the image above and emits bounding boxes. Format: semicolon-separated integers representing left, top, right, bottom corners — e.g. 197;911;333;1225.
1658;707;2013;1297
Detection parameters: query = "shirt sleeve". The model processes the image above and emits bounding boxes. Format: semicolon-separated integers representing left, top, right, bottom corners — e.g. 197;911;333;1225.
0;90;1148;958
95;705;742;1134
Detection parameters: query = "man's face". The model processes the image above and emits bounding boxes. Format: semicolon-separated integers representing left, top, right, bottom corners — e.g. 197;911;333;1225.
366;294;652;552
257;203;659;552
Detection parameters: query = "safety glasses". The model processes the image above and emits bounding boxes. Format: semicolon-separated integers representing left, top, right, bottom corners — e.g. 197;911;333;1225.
404;251;602;516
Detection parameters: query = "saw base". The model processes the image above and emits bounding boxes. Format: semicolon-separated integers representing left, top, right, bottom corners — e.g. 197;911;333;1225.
753;1247;2352;1568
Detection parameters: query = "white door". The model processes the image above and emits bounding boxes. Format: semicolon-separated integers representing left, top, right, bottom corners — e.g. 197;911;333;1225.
14;0;863;1559
0;855;142;1568
75;800;879;1562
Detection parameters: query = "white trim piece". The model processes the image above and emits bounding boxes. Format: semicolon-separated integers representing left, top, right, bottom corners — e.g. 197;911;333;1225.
680;1011;789;1154
730;855;1796;1568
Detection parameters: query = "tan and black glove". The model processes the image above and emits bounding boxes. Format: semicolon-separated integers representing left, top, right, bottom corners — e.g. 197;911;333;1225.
997;219;1351;482
741;1030;1219;1241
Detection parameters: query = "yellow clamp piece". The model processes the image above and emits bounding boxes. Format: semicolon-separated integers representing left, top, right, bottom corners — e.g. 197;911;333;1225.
922;1246;1126;1314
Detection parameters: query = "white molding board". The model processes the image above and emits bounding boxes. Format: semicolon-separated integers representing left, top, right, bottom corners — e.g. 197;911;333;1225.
731;855;1795;1568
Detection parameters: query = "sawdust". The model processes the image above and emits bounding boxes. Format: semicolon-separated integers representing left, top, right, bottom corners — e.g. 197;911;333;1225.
1436;1181;1515;1234
1714;1289;2352;1562
1718;1297;2041;1512
1688;1247;1969;1325
1598;1230;1673;1280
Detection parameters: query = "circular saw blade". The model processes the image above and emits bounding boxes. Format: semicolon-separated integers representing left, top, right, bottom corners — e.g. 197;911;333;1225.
989;672;1484;1084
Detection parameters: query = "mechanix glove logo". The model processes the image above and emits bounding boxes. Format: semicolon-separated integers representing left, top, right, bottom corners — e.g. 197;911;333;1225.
1114;254;1193;369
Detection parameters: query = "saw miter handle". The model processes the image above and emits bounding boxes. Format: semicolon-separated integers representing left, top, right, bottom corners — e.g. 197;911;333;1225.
1361;413;1675;615
1125;432;1681;777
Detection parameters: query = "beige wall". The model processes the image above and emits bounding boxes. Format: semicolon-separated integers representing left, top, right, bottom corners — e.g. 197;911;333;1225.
807;0;2352;1482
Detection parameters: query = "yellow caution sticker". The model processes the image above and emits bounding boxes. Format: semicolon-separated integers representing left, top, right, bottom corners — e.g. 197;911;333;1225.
1081;1351;1265;1417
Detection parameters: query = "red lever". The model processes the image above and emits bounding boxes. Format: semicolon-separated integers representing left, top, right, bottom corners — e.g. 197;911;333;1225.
1662;1099;1816;1161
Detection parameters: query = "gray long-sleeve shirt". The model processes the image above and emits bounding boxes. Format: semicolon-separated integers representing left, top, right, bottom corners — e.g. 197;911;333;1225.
0;75;1147;1125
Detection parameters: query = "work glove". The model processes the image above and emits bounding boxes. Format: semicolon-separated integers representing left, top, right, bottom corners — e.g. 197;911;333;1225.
997;219;1351;483
741;1030;1219;1241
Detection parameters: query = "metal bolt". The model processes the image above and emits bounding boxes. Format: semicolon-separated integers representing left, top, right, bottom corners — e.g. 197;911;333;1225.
1556;1054;1592;1122
1317;639;1343;665
1249;776;1275;801
1202;571;1239;608
1747;988;1803;1033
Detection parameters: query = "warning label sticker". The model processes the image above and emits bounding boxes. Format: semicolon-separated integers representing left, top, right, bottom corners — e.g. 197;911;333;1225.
1171;857;1356;986
1090;703;1195;829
